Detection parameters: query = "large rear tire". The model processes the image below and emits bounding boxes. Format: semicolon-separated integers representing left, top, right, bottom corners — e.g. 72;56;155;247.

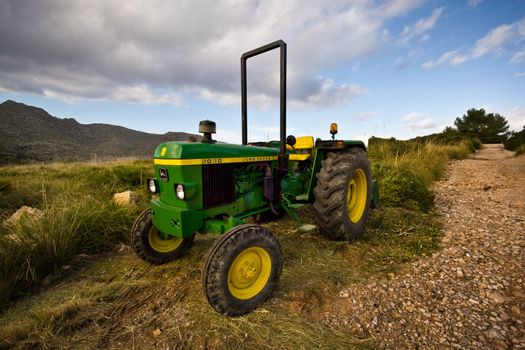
132;209;194;265
313;148;372;241
202;224;282;316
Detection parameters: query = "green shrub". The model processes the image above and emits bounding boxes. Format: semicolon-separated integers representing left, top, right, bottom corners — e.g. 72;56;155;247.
516;144;525;156
470;138;483;151
373;165;434;212
504;126;525;151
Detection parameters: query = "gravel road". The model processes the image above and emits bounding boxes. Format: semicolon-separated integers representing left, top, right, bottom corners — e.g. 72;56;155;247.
324;144;524;349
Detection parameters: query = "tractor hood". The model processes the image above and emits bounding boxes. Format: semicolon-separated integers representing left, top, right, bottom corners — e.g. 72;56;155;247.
154;142;279;164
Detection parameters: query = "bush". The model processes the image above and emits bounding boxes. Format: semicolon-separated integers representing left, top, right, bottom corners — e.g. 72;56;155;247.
504;126;525;152
470;138;483;151
373;165;434;212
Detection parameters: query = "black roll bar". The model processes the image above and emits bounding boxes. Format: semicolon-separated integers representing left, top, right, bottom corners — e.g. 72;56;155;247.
241;39;287;172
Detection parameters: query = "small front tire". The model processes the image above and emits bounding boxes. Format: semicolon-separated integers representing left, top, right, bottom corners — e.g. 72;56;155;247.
132;209;194;265
202;224;283;316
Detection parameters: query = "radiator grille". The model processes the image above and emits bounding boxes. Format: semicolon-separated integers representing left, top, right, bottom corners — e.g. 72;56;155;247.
202;164;236;209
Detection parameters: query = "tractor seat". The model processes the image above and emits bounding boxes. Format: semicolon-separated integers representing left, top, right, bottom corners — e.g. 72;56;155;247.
289;136;314;161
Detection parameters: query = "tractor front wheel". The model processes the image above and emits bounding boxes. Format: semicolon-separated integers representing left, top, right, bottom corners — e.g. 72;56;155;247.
202;224;282;316
313;148;372;241
132;209;194;265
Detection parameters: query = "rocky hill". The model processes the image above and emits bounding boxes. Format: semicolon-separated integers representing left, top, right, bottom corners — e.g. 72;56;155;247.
0;100;201;163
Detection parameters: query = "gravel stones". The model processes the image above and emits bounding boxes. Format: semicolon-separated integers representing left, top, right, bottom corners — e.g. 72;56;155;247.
323;145;525;349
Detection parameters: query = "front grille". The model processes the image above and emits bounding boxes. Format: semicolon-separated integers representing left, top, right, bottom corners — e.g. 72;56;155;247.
202;164;236;209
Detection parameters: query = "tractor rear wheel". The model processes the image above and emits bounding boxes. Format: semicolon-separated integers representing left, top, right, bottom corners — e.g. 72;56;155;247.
313;148;372;241
132;209;194;265
202;224;282;316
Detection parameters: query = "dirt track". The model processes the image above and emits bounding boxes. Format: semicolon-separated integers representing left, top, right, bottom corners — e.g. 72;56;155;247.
324;144;525;349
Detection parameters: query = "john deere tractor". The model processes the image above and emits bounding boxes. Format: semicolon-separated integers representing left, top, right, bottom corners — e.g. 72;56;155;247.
132;40;379;316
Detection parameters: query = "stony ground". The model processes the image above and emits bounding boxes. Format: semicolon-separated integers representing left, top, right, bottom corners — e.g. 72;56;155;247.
323;144;525;349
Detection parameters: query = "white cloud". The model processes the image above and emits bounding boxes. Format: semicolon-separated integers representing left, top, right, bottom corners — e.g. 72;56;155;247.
400;111;436;130
196;88;240;107
42;90;83;104
422;16;525;69
349;134;370;146
375;0;424;18
111;85;184;106
422;50;458;69
467;0;483;8
519;17;525;36
471;23;514;58
506;106;525;131
510;50;525;64
215;129;242;144
407;117;437;130
515;72;525;77
216;125;296;144
0;0;426;108
353;111;376;122
301;79;365;108
41;83;185;106
450;54;469;65
400;7;444;43
420;34;431;42
401;111;423;122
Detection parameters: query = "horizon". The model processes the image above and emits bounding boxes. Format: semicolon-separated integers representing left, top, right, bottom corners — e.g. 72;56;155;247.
0;1;524;144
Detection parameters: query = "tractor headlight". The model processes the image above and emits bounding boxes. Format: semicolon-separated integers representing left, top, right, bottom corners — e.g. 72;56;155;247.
175;184;185;200
147;178;158;194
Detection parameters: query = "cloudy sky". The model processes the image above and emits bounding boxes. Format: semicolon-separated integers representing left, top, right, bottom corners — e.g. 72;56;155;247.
1;0;524;144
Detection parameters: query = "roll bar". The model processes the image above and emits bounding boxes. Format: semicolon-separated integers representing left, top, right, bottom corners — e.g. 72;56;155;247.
241;39;287;172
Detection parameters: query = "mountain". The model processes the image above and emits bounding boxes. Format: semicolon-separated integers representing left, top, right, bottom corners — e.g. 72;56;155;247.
0;100;202;164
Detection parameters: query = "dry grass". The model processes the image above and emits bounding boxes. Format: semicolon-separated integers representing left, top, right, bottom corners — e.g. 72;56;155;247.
0;208;439;349
368;138;471;186
0;139;473;349
0;160;152;307
368;139;472;212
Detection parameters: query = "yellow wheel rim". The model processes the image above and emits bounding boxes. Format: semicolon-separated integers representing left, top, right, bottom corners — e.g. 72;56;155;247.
148;227;183;253
346;169;367;223
228;247;272;300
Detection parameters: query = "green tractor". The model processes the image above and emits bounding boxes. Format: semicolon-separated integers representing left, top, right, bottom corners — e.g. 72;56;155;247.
132;40;379;316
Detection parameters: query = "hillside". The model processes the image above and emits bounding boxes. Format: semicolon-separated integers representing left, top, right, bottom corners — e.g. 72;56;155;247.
0;100;201;163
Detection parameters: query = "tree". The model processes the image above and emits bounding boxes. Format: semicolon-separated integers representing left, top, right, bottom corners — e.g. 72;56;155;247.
454;108;509;143
504;125;525;151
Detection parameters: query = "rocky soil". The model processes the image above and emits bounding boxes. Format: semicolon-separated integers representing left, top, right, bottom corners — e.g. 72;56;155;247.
324;144;525;349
